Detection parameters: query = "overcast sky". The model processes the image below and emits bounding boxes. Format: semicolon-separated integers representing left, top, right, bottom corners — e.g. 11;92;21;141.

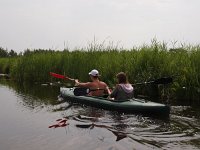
0;0;200;52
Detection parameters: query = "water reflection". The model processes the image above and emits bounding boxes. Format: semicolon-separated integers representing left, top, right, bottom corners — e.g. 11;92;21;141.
0;80;200;150
0;80;60;111
63;104;200;149
71;108;200;149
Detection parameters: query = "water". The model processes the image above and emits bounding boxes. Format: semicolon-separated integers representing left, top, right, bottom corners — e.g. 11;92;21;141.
0;81;200;150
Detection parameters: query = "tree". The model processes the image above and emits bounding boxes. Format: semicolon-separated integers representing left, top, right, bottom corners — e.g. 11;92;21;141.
0;47;8;57
9;49;17;57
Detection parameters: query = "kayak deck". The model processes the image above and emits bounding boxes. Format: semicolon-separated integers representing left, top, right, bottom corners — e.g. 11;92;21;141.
60;87;170;117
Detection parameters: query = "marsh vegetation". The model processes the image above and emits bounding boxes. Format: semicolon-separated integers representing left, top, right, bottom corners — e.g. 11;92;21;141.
0;41;200;104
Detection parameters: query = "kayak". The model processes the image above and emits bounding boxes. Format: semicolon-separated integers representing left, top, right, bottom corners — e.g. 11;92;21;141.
60;87;170;117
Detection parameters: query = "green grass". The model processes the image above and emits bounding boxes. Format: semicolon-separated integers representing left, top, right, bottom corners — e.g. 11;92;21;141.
0;42;200;104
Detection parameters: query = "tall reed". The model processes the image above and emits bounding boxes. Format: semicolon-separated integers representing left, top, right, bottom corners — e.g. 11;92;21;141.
0;42;200;104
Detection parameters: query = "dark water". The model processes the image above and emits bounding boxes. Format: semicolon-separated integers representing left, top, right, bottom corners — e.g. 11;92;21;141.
0;81;200;150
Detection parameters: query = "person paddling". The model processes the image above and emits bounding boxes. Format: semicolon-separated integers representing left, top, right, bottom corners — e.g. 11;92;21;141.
75;69;111;96
110;72;134;100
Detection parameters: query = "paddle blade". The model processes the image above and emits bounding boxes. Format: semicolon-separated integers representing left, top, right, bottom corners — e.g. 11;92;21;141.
50;72;66;79
74;88;90;96
50;72;75;81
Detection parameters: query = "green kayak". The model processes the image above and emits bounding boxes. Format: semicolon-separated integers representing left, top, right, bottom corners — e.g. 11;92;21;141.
60;87;170;117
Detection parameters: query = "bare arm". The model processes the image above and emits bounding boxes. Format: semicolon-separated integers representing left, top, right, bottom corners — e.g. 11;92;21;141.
105;86;111;95
75;79;91;88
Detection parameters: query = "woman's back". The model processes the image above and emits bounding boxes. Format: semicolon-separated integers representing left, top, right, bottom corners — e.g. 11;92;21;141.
110;84;134;100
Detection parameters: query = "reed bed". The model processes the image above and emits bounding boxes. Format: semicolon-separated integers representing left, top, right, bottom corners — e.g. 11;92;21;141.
0;42;200;104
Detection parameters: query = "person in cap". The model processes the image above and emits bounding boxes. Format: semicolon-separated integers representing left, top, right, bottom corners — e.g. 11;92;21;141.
75;69;111;96
109;72;134;100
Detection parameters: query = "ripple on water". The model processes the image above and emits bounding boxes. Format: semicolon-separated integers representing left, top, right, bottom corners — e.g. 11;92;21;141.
1;83;200;150
63;104;200;150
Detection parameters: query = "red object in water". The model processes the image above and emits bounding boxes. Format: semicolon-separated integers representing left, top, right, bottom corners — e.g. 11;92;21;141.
60;123;69;127
59;123;67;127
59;119;67;124
48;125;55;128
54;124;60;128
56;119;62;121
48;118;69;129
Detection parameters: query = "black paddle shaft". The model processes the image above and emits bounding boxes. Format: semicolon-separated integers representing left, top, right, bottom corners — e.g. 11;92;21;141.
74;87;89;96
74;87;105;96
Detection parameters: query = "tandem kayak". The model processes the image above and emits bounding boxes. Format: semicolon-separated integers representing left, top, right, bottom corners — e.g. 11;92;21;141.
60;87;170;117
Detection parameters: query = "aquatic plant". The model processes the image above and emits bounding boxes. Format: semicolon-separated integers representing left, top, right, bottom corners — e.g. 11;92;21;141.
0;41;200;104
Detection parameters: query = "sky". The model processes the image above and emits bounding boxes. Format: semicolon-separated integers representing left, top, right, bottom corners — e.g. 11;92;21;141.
0;0;200;52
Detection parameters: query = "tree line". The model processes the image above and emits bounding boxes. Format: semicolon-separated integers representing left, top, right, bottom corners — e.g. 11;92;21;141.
0;47;18;57
0;47;64;58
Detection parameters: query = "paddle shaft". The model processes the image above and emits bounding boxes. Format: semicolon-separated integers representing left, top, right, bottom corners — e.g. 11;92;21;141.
74;87;108;96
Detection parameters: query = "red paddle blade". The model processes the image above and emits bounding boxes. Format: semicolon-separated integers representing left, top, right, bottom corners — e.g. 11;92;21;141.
50;72;66;79
50;72;75;81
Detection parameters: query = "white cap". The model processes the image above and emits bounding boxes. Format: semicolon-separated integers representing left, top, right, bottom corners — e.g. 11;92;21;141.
88;69;100;76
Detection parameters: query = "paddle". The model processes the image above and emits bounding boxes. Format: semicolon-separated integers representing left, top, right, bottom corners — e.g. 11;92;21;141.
49;72;173;96
73;87;107;96
74;87;90;96
74;77;173;96
50;72;75;81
